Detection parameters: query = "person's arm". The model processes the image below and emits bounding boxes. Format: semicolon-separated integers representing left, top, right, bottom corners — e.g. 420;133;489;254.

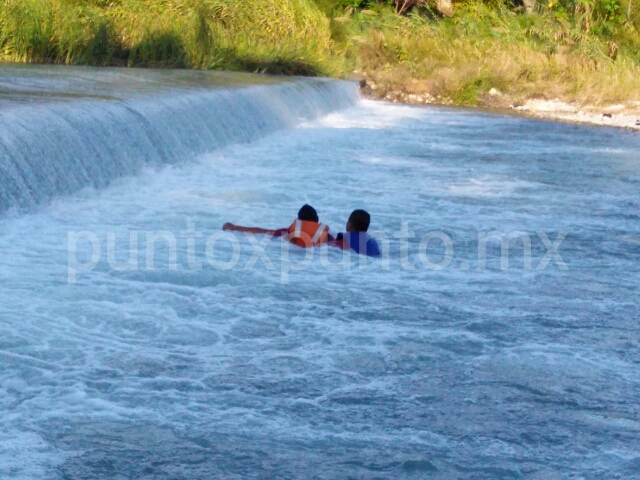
327;232;348;250
223;223;282;236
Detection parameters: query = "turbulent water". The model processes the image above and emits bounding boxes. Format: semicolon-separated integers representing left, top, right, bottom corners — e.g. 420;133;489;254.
0;66;356;213
1;66;639;480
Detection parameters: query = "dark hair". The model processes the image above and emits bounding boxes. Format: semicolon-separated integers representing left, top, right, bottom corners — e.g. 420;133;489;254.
348;209;371;232
298;204;319;223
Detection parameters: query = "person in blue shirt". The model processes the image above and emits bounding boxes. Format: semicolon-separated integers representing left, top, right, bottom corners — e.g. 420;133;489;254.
331;209;381;257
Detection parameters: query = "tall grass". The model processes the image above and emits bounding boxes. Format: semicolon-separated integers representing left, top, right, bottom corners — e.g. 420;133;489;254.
343;3;640;105
0;0;338;75
2;0;640;104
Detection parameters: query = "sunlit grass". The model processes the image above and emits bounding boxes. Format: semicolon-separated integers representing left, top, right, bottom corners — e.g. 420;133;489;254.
345;3;640;105
0;0;339;75
1;0;639;105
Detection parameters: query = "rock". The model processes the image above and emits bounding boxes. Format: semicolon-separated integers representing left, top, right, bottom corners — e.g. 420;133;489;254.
525;99;578;113
636;120;640;126
358;79;373;97
407;93;426;104
603;113;613;118
436;0;454;16
488;88;502;96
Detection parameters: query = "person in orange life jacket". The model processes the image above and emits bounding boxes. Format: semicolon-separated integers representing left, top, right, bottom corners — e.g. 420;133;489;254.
329;209;381;257
222;204;333;248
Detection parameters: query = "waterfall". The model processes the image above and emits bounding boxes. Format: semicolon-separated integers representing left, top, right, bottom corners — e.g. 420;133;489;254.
0;69;359;214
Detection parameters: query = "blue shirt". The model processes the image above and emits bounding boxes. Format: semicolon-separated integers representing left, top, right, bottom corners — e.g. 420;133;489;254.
338;232;381;257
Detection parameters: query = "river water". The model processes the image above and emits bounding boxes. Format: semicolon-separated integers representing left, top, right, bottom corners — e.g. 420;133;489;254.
0;66;639;479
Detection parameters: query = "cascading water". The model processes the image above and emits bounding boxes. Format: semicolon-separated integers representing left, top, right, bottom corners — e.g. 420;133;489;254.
0;66;359;213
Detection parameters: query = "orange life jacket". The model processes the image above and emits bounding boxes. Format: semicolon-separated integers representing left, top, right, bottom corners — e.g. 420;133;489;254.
287;220;329;248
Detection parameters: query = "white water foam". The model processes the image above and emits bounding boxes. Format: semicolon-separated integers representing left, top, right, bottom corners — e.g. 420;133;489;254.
1;76;640;479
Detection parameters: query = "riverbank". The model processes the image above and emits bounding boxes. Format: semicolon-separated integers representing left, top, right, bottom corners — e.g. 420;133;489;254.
513;99;640;131
361;80;640;131
0;0;338;75
2;0;640;119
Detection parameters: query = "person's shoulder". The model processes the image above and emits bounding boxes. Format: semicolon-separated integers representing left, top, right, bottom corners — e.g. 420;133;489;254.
366;236;382;257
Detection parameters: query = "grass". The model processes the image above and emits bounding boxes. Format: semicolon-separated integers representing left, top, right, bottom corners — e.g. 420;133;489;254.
0;0;339;75
1;0;640;105
341;2;640;106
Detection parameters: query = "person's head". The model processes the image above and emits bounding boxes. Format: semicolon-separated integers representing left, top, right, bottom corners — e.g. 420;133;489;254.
346;209;371;232
297;204;319;223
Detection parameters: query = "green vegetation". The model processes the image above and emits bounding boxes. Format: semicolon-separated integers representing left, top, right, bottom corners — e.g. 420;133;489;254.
339;1;640;105
1;0;640;105
0;0;336;75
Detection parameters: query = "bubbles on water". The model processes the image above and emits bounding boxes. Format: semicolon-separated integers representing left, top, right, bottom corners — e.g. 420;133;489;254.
1;91;640;478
